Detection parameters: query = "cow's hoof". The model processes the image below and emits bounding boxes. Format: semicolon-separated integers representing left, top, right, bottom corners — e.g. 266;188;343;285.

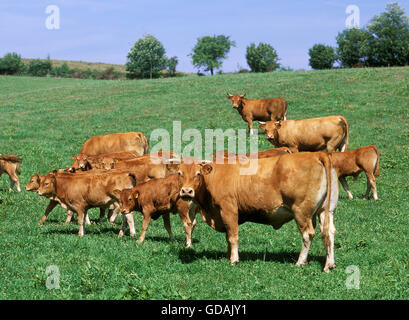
323;263;336;273
295;261;308;267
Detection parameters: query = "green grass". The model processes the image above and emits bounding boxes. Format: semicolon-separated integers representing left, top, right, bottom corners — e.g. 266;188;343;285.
0;67;408;300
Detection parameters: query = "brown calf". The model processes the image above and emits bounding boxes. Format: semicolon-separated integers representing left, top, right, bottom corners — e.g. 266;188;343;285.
113;174;197;247
227;94;288;135
330;145;380;200
36;170;136;236
259;115;349;153
0;154;22;192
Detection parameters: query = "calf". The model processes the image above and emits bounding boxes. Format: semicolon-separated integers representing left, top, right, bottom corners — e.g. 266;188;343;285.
174;153;338;273
70;131;149;171
25;172;91;225
227;94;288;135
0;154;22;192
114;174;197;247
330;145;380;200
259;115;349;153
36;170;136;236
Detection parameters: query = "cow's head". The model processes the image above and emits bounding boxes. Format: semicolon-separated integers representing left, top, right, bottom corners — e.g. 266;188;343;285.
89;157;115;170
227;93;246;109
25;173;42;192
113;188;139;214
70;153;89;171
172;160;213;200
259;121;281;142
37;174;57;197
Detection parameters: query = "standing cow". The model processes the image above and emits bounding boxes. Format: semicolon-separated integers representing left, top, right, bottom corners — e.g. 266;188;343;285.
0;154;22;192
227;94;288;135
70;132;149;171
330;145;380;200
259;115;349;153
172;153;339;273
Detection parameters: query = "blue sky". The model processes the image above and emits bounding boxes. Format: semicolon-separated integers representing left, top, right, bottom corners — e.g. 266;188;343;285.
1;0;408;73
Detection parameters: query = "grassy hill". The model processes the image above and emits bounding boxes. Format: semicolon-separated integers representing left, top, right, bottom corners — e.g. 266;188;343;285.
0;67;408;299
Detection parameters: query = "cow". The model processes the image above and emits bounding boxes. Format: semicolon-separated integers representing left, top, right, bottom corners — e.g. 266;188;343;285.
86;151;177;171
113;174;197;247
0;154;22;192
330;145;380;200
69;131;149;171
36;170;136;236
211;147;291;163
227;93;288;135
259;116;349;153
25;172;92;225
172;153;339;273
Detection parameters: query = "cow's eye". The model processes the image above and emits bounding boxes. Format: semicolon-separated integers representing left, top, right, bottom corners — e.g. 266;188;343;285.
195;171;201;177
178;171;182;177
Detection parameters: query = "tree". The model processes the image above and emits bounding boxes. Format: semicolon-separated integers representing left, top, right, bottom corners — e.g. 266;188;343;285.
166;56;178;77
246;42;280;72
190;35;235;75
336;28;372;68
126;35;167;79
0;52;25;75
308;44;336;70
365;2;409;67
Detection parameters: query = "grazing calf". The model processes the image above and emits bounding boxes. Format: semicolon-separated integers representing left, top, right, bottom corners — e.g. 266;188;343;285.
174;152;338;273
26;172;94;225
330;145;380;200
259;115;349;153
69;131;149;171
0;154;22;192
36;170;136;236
227;94;288;135
114;174;197;247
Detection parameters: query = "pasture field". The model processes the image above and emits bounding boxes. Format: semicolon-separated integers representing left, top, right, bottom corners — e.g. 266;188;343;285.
0;67;408;300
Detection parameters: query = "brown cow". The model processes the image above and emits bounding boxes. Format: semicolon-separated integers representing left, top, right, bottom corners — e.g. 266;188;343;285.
70;132;149;171
25;171;96;225
259;116;349;153
330;145;380;200
0;154;22;192
173;153;339;273
211;147;291;163
227;94;288;135
36;170;136;236
113;174;197;247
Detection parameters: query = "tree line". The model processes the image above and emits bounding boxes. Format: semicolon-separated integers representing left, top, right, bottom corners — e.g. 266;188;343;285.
1;2;407;78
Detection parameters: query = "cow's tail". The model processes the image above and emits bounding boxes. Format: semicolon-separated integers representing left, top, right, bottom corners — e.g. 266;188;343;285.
16;163;21;175
372;145;380;178
338;116;349;151
318;152;333;251
141;133;149;155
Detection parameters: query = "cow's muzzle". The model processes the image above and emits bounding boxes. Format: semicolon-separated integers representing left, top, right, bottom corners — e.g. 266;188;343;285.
180;188;195;199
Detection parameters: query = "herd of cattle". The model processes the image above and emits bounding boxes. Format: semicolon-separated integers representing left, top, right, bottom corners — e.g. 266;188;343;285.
0;94;380;273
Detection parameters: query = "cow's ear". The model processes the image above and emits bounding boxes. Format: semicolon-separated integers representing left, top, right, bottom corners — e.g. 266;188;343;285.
133;191;139;199
201;164;213;175
275;121;281;128
128;173;137;186
112;189;122;200
70;155;77;160
259;124;266;131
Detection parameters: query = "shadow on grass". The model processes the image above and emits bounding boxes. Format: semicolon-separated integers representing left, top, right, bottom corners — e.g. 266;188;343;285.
43;226;118;236
144;235;200;244
178;248;326;267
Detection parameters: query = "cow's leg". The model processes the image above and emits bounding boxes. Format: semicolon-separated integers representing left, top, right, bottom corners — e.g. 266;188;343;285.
364;172;378;201
220;205;239;264
39;200;58;225
77;209;86;237
339;176;353;199
177;201;194;248
294;208;315;267
118;212;136;238
64;210;74;224
97;208;105;223
247;118;254;135
107;203;117;221
138;208;153;243
162;213;173;241
8;175;15;192
109;205;120;225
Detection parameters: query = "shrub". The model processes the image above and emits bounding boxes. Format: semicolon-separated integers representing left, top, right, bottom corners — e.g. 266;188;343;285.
0;52;25;75
246;42;280;72
166;56;178;77
28;59;52;77
308;44;336;70
50;63;71;78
